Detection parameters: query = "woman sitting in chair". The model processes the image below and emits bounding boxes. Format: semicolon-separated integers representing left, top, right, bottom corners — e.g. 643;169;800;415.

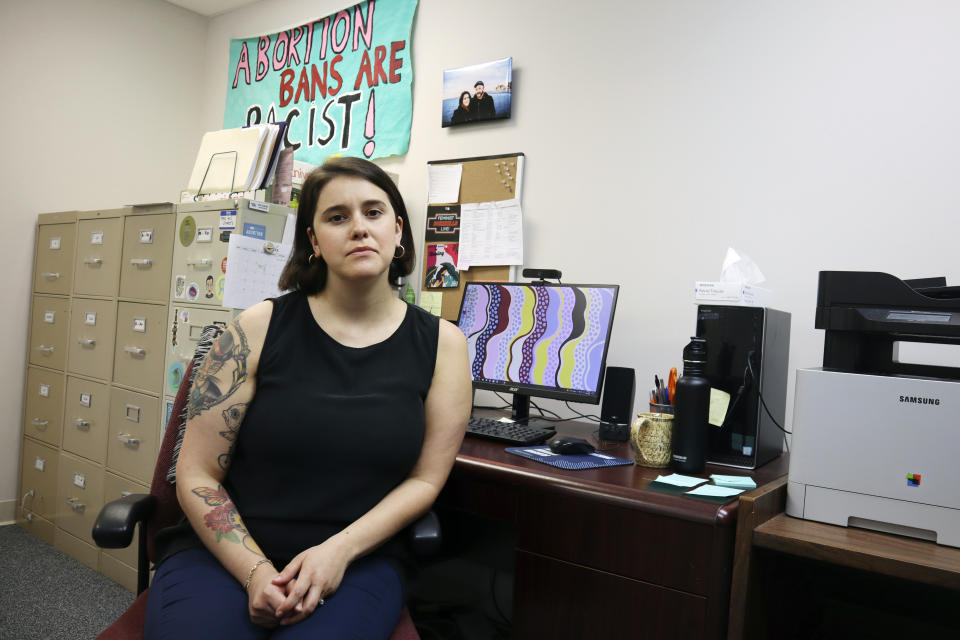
145;157;471;638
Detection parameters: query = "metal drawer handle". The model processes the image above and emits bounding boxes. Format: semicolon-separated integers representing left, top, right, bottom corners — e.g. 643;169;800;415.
77;338;96;346
65;497;86;512
83;257;103;265
73;418;91;430
31;419;49;429
21;490;35;519
130;258;153;266
121;491;133;498
36;345;55;353
117;433;140;448
41;272;60;279
124;346;146;356
186;258;212;267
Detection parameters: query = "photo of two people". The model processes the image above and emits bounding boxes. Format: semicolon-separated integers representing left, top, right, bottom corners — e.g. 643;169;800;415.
442;57;513;127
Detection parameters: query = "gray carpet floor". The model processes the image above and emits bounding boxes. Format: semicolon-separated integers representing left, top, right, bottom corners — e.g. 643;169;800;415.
0;524;135;640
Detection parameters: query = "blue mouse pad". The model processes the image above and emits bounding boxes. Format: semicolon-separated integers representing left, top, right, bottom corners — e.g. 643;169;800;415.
505;446;633;470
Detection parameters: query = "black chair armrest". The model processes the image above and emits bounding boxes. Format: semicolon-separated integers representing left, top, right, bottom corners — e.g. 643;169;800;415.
92;493;157;549
407;509;441;557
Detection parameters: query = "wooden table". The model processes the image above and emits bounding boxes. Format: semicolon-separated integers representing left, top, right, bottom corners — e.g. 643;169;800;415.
439;417;788;639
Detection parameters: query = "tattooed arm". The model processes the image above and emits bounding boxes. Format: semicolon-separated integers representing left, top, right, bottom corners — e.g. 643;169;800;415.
174;300;283;627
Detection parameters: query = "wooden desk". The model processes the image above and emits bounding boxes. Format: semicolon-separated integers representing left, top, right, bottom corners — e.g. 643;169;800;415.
728;482;960;639
439;419;788;639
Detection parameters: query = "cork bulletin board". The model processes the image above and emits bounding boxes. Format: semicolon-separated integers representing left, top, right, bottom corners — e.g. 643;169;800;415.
424;152;525;321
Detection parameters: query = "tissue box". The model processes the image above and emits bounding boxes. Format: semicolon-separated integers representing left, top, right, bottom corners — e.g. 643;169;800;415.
694;281;771;307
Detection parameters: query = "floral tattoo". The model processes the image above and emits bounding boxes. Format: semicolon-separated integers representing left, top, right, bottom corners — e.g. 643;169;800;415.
186;324;251;420
192;484;264;556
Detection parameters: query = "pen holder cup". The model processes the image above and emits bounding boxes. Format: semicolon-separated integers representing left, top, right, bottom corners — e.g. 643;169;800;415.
630;412;674;468
649;402;675;415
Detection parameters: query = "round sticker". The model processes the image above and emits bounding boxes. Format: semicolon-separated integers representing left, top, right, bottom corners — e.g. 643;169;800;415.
179;216;196;246
221;257;228;274
217;276;226;299
168;362;185;392
187;282;199;300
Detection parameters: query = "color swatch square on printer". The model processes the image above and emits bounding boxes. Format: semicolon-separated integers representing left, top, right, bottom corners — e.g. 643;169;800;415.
906;474;921;487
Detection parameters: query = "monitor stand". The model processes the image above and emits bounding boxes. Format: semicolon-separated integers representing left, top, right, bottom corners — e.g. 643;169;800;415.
511;392;557;431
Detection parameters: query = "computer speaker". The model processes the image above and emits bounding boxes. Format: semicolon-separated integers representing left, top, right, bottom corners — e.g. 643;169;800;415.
599;366;636;442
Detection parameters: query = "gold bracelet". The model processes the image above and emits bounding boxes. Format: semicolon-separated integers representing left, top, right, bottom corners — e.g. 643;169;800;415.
243;558;272;592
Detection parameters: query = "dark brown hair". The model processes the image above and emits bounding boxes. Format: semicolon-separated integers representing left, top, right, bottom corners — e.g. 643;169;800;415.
278;157;415;294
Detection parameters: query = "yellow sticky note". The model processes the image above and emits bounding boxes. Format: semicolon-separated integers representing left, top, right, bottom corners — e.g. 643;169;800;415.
419;291;443;316
708;388;731;427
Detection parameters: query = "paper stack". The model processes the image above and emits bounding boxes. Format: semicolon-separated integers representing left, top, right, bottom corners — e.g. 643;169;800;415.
187;123;286;195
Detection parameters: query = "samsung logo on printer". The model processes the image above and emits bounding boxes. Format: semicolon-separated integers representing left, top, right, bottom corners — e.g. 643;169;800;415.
899;395;941;406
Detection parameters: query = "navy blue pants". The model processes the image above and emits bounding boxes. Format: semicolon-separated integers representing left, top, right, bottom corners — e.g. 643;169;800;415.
145;548;403;639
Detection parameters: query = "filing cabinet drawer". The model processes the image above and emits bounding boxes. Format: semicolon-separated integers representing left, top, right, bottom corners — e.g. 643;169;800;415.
164;304;232;396
68;298;117;380
23;367;65;446
56;452;103;544
120;213;176;301
62;376;110;464
34;221;77;295
19;438;60;523
17;512;56;545
114;302;167;393
107;388;159;484
102;472;149;570
100;552;139;593
55;527;100;572
74;215;123;297
29;295;70;370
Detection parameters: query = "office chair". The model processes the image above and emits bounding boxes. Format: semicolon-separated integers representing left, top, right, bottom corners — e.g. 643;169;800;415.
92;325;437;639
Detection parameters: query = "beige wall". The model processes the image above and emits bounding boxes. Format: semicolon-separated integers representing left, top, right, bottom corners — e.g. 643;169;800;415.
4;0;960;505
0;0;207;509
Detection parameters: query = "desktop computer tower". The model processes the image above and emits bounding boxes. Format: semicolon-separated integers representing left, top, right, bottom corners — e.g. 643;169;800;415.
695;305;791;469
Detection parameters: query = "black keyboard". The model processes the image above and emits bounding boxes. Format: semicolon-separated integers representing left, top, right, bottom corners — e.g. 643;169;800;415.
465;417;556;446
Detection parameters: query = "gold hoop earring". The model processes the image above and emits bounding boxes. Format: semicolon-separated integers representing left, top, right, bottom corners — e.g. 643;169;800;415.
307;250;317;264
394;245;406;259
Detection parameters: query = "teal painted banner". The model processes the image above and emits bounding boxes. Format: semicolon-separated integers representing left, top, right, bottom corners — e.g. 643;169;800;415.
224;0;417;165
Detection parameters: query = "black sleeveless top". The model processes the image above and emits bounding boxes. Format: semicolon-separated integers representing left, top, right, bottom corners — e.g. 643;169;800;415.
156;291;439;570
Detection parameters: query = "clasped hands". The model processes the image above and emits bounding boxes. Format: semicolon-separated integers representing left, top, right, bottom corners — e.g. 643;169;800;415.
247;541;350;628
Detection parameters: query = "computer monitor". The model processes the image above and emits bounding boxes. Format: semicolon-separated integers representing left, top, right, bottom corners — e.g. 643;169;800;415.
456;282;620;423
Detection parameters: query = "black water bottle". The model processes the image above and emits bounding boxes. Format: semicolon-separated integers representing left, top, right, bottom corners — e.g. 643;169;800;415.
672;337;710;473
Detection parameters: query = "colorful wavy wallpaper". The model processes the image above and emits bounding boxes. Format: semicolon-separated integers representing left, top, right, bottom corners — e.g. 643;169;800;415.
457;284;617;395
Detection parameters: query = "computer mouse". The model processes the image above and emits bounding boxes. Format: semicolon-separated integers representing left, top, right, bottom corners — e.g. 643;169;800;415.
549;436;596;455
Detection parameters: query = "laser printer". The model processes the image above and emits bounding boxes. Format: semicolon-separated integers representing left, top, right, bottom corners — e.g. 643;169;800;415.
787;271;960;547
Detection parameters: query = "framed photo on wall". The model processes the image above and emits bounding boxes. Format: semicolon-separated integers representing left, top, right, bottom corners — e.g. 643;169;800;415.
442;57;513;127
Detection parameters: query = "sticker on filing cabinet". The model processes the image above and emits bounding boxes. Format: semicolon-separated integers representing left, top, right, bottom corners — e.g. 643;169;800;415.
169;362;184;392
39;383;50;398
217;276;225;299
197;227;213;243
248;200;270;212
221;257;228;274
44;310;55;323
91;231;104;245
125;404;141;422
165;400;175;430
219;210;237;230
49;237;61;250
139;229;154;244
35;457;45;472
179;216;196;246
179;308;190;324
85;311;97;325
174;275;186;298
133;317;146;333
219;231;232;243
73;473;86;489
80;392;91;407
243;222;266;239
187;282;199;301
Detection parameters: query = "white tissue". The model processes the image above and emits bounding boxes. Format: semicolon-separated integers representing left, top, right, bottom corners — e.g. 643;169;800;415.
720;248;765;286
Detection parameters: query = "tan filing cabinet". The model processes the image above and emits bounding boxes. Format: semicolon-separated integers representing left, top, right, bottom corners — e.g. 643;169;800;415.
57;452;104;546
107;387;159;485
34;214;77;296
67;297;117;381
171;199;291;306
62;376;110;465
19;438;60;543
120;212;176;302
114;302;167;394
54;528;100;572
23;367;65;447
74;212;125;297
164;304;233;397
28;295;71;371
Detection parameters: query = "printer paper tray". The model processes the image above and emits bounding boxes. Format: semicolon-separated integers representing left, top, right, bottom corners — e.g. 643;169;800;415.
787;482;960;548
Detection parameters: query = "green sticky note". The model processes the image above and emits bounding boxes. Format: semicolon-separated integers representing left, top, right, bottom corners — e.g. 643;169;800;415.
709;388;731;427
